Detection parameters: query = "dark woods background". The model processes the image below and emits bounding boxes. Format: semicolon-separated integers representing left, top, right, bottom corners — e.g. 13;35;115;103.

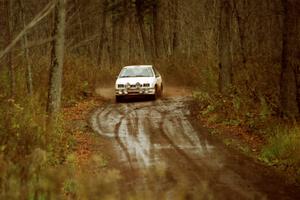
1;0;300;117
0;0;300;198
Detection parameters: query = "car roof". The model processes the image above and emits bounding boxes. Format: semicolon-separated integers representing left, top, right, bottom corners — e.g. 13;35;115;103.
123;65;153;69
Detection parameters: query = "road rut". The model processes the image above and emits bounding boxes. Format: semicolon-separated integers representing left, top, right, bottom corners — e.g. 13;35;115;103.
90;97;300;200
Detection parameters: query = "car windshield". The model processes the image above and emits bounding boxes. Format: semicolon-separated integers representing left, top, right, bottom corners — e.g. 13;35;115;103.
119;67;154;78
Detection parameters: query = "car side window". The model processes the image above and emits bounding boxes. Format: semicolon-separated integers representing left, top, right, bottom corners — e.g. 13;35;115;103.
153;67;160;77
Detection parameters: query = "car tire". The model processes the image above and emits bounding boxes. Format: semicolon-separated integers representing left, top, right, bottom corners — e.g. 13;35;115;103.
160;84;163;97
152;85;159;100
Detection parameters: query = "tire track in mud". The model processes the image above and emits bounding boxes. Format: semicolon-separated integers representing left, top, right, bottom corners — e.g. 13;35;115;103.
158;120;208;178
114;120;133;169
113;103;153;168
112;103;141;169
90;98;223;198
93;103;134;168
154;103;220;185
158;117;259;199
90;97;300;200
91;97;213;169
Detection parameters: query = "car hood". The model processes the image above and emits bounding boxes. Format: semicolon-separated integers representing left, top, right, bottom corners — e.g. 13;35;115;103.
116;77;155;85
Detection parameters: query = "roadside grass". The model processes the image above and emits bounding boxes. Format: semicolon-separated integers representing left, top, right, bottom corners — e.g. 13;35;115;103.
0;95;71;199
0;94;122;199
260;125;300;166
193;90;300;183
0;54;120;199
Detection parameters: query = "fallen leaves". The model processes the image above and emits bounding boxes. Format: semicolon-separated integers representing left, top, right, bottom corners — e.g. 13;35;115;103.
74;131;93;165
200;116;265;154
63;99;100;121
63;98;103;167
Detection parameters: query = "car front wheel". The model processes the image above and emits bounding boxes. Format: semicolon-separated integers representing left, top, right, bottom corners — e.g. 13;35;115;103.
159;84;163;97
152;85;159;100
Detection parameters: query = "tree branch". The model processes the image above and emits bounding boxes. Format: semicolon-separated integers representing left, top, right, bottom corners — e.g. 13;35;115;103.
0;1;56;60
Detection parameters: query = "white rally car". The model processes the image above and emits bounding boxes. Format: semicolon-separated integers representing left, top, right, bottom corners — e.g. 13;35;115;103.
115;65;163;102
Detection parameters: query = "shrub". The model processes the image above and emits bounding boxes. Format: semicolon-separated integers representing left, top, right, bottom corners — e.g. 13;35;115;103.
63;55;120;103
0;96;72;199
260;125;300;167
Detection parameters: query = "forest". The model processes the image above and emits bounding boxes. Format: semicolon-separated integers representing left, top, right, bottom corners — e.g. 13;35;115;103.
0;0;300;199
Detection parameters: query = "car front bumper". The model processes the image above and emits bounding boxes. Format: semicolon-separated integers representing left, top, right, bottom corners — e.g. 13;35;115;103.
115;87;155;96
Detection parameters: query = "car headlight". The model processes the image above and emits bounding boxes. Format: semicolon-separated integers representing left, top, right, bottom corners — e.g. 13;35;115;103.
117;84;125;88
143;83;150;87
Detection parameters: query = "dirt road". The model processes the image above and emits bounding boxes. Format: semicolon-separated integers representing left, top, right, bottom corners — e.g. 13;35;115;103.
90;94;300;199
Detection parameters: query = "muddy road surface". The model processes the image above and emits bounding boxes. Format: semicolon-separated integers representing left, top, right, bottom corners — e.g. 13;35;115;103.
90;96;300;200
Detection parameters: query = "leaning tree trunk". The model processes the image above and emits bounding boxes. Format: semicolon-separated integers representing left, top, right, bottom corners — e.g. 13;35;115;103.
279;0;299;118
218;0;233;94
47;0;66;125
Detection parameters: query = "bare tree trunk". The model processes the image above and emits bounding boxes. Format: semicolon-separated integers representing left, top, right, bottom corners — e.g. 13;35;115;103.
297;66;300;116
172;0;179;54
74;0;88;55
232;0;247;66
166;0;173;56
117;17;125;64
6;0;15;98
112;11;118;67
19;0;33;96
218;0;233;94
47;0;66;125
0;1;55;60
97;0;107;67
135;0;152;62
116;0;127;65
128;12;134;63
152;0;160;59
279;0;299;118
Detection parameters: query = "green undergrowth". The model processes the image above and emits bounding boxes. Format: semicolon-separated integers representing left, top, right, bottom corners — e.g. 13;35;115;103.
193;90;300;182
260;125;300;180
0;96;69;199
0;54;122;198
0;95;122;199
193;90;266;127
